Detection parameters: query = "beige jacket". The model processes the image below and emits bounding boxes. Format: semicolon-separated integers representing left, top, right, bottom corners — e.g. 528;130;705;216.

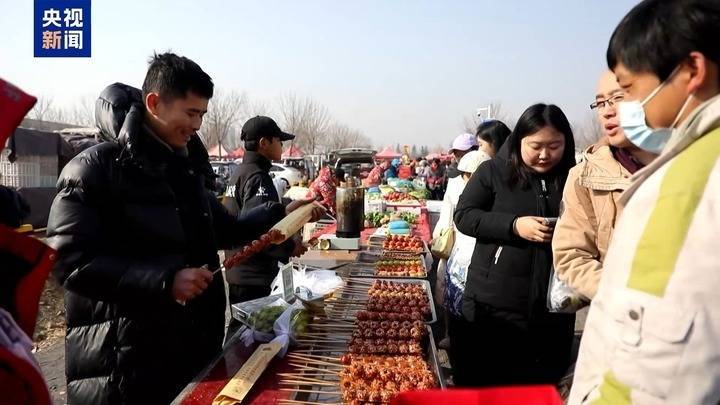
569;94;720;404
552;141;632;299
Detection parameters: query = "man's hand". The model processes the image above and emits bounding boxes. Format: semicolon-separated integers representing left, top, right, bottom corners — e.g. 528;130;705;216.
290;240;308;258
172;267;213;302
513;216;554;243
286;196;327;222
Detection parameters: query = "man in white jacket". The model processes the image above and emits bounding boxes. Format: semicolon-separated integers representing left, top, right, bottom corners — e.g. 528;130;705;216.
570;0;720;403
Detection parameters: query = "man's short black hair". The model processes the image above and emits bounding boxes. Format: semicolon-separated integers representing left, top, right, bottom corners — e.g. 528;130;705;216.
243;136;279;152
607;0;720;81
142;52;214;102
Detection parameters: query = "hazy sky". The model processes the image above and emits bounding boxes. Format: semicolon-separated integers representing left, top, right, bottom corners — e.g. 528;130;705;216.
1;0;638;149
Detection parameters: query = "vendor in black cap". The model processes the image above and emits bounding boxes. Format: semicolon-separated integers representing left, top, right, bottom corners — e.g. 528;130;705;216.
226;116;325;337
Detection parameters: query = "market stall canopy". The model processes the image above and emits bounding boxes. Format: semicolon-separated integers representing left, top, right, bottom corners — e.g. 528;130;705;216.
282;145;304;158
375;146;401;159
425;153;453;161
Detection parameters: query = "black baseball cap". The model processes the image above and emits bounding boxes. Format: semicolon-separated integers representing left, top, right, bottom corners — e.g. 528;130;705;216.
240;116;295;142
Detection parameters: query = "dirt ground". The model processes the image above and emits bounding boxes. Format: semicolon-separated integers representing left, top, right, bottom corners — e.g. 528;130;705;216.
34;277;67;405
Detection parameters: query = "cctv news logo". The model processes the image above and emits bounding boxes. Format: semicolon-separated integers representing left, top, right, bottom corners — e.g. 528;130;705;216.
34;0;91;57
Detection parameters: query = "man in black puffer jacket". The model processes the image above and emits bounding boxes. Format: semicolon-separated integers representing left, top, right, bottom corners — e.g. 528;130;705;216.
46;53;288;404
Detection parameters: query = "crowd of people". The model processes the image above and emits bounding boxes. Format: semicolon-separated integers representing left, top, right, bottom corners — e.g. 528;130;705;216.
429;1;720;403
1;0;720;404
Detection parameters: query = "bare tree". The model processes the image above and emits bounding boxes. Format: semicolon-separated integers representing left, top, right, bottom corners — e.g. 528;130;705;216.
325;123;372;151
462;101;516;133
573;111;604;151
199;90;248;155
244;99;271;118
65;96;95;127
29;95;96;126
276;93;331;155
29;96;53;121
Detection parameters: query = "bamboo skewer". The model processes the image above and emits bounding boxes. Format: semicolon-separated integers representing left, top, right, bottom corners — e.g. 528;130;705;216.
280;379;338;387
287;356;345;367
310;322;355;328
288;362;344;372
328;298;369;303
292;346;347;351
297;335;349;341
278;372;340;379
280;368;340;377
288;353;341;362
287;354;343;367
296;339;348;345
300;332;351;338
278;400;342;405
278;388;342;395
328;298;368;303
287;365;342;376
281;372;341;379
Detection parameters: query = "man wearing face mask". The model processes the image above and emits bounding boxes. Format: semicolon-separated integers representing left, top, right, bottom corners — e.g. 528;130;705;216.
552;71;657;300
569;1;720;404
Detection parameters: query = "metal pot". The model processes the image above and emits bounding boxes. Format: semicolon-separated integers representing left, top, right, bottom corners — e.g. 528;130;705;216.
335;179;364;238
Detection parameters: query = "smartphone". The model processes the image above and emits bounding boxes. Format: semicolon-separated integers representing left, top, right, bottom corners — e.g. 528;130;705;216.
544;217;558;226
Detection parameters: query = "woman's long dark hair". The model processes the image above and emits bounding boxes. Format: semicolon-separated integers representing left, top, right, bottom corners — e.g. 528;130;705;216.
476;120;511;152
506;103;576;190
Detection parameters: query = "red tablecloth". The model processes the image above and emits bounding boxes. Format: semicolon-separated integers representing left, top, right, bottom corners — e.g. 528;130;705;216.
173;332;294;405
311;208;432;244
175;210;433;404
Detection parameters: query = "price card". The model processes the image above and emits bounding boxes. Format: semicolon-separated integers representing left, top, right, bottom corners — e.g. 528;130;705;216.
280;262;295;303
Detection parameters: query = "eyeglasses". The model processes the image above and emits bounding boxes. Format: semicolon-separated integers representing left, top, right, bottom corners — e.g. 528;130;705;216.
590;94;625;110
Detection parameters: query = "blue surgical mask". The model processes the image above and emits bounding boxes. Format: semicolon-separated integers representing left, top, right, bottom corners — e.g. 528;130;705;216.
617;67;693;154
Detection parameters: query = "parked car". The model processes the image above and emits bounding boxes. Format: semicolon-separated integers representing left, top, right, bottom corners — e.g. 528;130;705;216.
270;163;303;187
331;148;377;179
210;160;238;194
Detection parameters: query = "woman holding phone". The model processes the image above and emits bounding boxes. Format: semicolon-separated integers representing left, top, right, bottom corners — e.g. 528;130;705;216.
452;103;576;387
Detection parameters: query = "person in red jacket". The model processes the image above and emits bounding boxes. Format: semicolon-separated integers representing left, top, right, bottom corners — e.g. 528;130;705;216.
397;163;413;179
308;166;338;215
0;77;53;405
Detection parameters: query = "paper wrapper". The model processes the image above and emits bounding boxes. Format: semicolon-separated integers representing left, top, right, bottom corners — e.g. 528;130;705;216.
270;202;321;244
212;342;283;405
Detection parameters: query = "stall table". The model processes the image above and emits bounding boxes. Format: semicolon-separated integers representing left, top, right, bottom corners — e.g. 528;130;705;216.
173;208;433;404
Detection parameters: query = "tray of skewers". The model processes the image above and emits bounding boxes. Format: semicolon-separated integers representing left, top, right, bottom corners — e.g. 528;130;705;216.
334;255;428;279
279;328;443;404
368;234;428;255
277;310;443;404
324;279;436;324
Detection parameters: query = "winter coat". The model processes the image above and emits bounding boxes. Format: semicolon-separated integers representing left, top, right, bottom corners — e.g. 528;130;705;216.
454;156;572;325
569;94;720;405
552;141;632;299
226;151;294;287
46;83;284;405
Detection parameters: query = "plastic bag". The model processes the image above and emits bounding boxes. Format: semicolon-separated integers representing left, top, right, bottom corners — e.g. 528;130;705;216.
546;267;589;313
239;297;288;346
270;264;344;299
271;301;312;357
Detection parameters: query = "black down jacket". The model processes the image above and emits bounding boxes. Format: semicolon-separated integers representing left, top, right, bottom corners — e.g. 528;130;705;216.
46;83;285;405
454;155;574;326
225;151;294;287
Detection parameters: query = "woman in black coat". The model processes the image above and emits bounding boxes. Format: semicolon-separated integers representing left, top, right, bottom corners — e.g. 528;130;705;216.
452;104;576;387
